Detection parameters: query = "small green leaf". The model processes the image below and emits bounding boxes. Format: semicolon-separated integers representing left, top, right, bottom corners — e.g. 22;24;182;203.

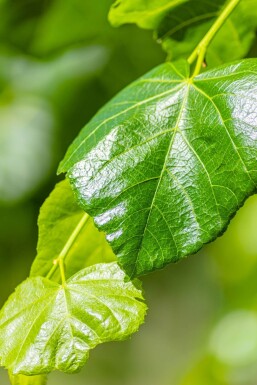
9;373;47;385
0;263;146;375
30;179;116;281
59;59;257;277
109;0;187;29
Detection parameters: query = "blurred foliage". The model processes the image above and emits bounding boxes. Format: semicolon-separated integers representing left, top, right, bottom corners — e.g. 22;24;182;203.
0;0;257;384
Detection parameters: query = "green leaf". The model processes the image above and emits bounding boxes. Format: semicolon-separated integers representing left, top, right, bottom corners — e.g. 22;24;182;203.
59;59;257;277
109;0;257;68
109;0;187;29
159;0;257;67
0;263;146;375
9;373;47;385
30;179;116;281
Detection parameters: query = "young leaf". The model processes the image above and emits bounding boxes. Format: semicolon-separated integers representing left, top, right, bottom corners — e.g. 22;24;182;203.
59;59;257;277
30;179;116;281
0;263;146;375
109;0;187;29
9;373;47;385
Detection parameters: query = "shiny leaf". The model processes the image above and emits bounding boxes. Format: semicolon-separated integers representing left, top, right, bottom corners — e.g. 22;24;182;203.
30;179;116;281
59;59;257;277
0;263;146;374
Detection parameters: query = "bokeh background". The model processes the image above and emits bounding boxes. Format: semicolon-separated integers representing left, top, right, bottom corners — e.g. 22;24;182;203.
1;1;257;384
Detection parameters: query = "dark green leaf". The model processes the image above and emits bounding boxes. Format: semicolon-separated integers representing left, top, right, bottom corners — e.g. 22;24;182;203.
59;59;257;277
0;263;146;374
30;179;116;281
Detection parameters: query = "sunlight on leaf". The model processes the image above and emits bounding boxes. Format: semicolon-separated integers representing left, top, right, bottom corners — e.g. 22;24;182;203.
59;59;257;277
0;263;146;375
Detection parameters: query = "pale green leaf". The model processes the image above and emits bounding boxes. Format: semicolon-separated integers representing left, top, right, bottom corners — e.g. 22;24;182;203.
9;373;47;385
30;179;116;281
109;0;187;29
0;263;146;374
59;59;257;277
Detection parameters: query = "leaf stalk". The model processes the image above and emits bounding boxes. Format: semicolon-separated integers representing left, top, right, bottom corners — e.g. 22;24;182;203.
46;212;90;280
188;0;241;76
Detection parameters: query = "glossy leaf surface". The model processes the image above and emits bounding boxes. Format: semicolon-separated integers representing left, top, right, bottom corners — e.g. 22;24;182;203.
30;179;115;281
60;59;257;277
0;263;146;374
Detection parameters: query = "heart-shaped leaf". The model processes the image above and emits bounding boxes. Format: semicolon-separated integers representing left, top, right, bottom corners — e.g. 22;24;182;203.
30;179;116;281
59;59;257;277
0;263;146;374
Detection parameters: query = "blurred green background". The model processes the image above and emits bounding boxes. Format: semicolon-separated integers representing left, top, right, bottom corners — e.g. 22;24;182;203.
1;1;257;384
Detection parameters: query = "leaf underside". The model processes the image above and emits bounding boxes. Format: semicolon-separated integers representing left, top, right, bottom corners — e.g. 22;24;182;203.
0;263;146;375
59;59;257;278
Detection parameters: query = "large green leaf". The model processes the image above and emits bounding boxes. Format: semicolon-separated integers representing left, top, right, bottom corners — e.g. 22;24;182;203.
30;179;115;281
109;0;187;29
0;263;146;374
59;59;257;277
109;0;257;68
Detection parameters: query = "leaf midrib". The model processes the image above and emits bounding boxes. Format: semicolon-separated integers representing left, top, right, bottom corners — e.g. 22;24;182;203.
130;84;190;276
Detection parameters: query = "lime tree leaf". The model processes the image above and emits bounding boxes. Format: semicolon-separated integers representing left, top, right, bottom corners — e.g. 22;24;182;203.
9;373;47;385
108;0;187;29
109;0;257;68
59;59;257;278
159;0;257;67
30;179;116;281
0;263;146;375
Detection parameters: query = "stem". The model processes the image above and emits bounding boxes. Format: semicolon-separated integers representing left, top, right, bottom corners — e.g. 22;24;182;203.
46;212;90;280
188;0;241;76
58;259;66;286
